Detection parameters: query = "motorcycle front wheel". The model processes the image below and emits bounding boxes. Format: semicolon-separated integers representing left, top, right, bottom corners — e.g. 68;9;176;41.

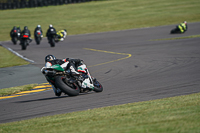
93;79;103;92
55;76;80;96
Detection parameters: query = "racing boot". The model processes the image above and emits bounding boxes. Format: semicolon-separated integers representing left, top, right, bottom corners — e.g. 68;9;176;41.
51;83;62;97
29;38;32;43
70;66;81;76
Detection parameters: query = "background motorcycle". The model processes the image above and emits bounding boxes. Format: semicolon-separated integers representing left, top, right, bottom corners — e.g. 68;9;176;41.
11;30;20;44
42;64;103;97
55;31;67;43
48;32;57;47
55;35;60;43
34;30;42;45
20;34;29;50
170;26;181;34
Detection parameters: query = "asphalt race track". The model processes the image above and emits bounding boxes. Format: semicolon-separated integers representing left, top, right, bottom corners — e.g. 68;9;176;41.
0;22;200;123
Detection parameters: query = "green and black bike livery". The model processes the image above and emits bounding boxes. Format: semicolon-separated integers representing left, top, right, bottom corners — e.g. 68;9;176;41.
42;64;103;96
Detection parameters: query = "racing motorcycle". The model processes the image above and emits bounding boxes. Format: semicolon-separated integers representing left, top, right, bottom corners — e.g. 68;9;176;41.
48;32;58;47
20;33;30;50
11;30;20;44
55;30;67;43
42;63;103;96
54;35;59;43
34;30;43;45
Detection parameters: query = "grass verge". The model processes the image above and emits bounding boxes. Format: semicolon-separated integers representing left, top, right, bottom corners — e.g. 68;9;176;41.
0;92;199;133
0;84;39;97
0;46;29;68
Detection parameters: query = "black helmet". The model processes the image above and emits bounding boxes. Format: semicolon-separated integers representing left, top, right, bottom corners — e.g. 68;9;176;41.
45;55;56;62
64;29;67;32
24;26;28;30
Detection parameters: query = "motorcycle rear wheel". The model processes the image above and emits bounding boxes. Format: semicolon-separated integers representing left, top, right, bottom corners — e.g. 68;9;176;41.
35;37;41;45
21;41;27;50
12;37;17;45
50;38;55;47
55;76;80;96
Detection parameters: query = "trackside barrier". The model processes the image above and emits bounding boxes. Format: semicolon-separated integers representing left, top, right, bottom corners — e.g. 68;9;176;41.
0;0;101;10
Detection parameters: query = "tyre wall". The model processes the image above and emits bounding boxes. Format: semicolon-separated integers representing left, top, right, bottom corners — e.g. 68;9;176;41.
0;0;100;10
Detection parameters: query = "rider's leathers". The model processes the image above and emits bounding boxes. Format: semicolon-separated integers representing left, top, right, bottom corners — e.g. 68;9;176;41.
41;58;94;95
56;30;67;41
178;23;187;33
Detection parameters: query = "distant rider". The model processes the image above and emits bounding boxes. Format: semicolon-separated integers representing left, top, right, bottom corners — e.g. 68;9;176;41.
177;21;188;33
16;26;21;34
41;55;84;96
10;26;21;39
34;25;43;38
56;29;67;41
20;26;32;43
46;24;56;42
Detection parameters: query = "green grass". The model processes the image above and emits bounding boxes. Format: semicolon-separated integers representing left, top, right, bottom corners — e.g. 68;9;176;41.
0;84;38;97
0;46;29;68
0;92;200;133
152;34;200;41
0;0;200;41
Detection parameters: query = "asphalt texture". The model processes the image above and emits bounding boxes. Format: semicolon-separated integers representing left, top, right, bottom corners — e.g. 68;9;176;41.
0;65;46;89
0;22;200;123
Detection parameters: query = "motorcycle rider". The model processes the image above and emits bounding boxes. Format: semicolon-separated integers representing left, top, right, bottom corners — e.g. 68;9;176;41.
10;26;21;39
34;25;43;38
46;24;56;42
177;21;188;33
10;26;17;37
20;26;32;43
56;29;67;41
41;55;85;96
17;26;21;33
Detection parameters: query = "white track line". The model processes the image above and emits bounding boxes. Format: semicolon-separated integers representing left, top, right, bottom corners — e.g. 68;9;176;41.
0;44;34;63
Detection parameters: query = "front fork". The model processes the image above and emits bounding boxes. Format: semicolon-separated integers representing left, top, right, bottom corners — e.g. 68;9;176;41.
81;69;94;89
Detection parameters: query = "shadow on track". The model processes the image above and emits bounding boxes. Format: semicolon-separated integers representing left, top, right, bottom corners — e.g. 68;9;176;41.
14;95;69;103
14;92;95;103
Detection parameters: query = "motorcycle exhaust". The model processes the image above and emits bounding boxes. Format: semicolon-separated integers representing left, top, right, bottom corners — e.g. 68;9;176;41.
44;70;56;76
